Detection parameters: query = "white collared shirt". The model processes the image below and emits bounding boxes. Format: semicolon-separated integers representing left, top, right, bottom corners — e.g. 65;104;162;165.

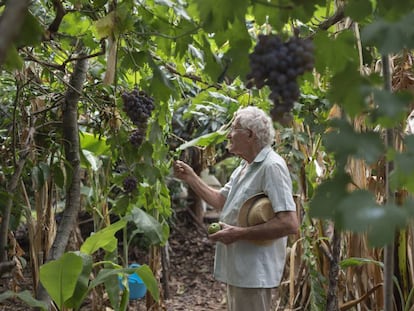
213;145;296;288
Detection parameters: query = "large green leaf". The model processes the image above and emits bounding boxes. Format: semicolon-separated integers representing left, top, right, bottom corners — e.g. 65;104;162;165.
105;271;122;310
323;119;384;165
177;129;227;150
327;62;367;117
344;0;373;22
16;11;43;47
225;18;252;79
126;207;165;245
132;264;159;302
61;12;93;37
194;0;249;33
361;13;414;55
364;204;408;247
64;252;93;310
371;89;412;127
314;30;359;74
309;173;351;219
39;252;83;310
390;136;414;192
80;220;127;255
80;131;111;155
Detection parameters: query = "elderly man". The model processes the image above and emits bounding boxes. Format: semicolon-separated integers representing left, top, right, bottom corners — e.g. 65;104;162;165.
173;106;298;311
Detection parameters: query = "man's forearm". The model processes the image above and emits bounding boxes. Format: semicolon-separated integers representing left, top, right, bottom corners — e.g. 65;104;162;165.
186;175;226;209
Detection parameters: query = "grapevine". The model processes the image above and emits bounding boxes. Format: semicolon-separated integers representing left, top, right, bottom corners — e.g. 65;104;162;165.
246;32;314;124
121;89;155;147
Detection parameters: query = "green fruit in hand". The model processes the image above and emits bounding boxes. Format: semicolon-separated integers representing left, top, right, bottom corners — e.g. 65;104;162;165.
208;222;221;234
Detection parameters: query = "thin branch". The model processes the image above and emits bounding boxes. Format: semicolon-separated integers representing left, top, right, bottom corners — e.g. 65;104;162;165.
317;5;345;31
47;0;66;35
24;40;106;72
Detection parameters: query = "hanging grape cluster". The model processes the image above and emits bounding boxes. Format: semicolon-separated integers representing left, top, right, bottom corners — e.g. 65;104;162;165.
123;176;137;193
121;89;155;147
246;33;314;123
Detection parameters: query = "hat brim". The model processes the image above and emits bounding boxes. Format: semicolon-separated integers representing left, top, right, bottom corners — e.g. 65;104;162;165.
238;192;275;245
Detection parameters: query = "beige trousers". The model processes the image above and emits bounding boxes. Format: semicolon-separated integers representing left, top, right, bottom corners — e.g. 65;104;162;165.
227;285;272;311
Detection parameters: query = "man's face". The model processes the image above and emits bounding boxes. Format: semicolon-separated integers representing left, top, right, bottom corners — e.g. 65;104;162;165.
226;122;251;156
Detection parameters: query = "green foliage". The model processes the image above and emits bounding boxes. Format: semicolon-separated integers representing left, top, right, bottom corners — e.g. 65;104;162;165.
3;0;414;308
126;207;167;246
323;119;385;166
64;252;93;310
194;0;249;33
361;12;414;54
314;30;359;74
344;0;373;23
81;220;127;254
371;89;412;127
39;224;159;310
39;252;84;310
391;136;414;192
177;129;228;150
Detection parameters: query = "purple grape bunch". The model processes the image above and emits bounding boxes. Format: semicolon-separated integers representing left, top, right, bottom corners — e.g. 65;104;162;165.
121;89;155;147
123;176;138;193
246;33;314;123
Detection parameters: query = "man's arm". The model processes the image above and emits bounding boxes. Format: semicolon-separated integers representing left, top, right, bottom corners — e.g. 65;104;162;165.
210;211;298;244
173;160;226;209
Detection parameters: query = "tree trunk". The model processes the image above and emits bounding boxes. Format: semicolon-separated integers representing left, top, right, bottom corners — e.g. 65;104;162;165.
36;55;88;307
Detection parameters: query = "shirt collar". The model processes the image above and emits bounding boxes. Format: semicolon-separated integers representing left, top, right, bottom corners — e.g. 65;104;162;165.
252;145;272;163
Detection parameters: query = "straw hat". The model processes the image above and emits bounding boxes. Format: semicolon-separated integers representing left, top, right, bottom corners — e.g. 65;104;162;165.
238;192;275;245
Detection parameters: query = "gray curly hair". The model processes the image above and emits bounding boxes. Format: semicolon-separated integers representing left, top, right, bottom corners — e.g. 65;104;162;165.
234;106;275;148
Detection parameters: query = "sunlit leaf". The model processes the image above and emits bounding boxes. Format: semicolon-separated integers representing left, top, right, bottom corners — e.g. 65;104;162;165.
80;132;111;155
177;130;227;150
61;12;92;36
80;220;127;254
94;12;115;39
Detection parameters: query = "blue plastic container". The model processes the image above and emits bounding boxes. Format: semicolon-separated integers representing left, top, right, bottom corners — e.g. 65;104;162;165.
118;263;147;300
